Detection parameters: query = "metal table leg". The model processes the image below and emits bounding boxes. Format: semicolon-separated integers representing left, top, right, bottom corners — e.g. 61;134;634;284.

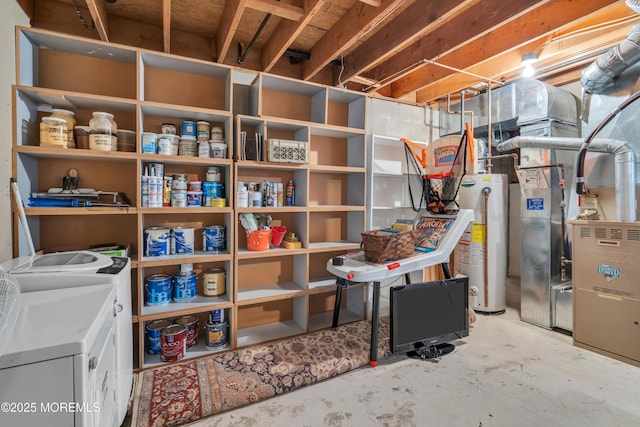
331;281;343;328
369;280;381;366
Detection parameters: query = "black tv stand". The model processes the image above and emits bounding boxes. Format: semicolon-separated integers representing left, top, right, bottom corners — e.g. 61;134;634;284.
407;343;455;361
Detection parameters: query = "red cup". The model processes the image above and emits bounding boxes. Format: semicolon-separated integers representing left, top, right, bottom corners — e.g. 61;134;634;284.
270;225;287;247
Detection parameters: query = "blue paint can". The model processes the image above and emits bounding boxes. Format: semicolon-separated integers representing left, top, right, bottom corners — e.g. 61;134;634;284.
146;319;171;354
172;226;195;254
144;227;170;257
203;225;226;252
181;121;196;137
145;274;172;306
211;181;224;198
173;272;197;302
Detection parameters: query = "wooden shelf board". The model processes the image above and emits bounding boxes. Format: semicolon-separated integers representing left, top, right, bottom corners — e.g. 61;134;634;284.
307;165;366;174
140;296;232;319
307;205;365;212
139;153;233;166
15;145;138;161
15;85;138;108
140;101;232;120
235;160;308;171
139;251;232;266
24;206;136;215
237;283;306;304
236;319;306;348
236;247;306;258
139;207;233;214
307;241;361;252
308;278;339;292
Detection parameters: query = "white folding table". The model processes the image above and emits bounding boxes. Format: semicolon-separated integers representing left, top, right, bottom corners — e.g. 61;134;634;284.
326;209;474;365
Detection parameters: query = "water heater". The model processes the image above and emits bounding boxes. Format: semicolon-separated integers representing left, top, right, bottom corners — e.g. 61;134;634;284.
455;174;508;313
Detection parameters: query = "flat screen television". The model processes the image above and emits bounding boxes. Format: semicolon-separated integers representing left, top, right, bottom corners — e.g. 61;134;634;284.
390;277;469;359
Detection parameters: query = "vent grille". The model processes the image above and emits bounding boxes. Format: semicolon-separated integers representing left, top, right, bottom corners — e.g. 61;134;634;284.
628;229;640;241
595;228;607;239
610;228;623;240
579;227;591;238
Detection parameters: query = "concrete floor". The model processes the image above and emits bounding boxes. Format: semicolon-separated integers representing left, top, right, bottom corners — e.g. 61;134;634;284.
184;277;640;427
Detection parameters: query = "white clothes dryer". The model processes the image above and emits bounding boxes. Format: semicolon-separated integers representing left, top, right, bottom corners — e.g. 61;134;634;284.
0;284;117;426
2;251;132;426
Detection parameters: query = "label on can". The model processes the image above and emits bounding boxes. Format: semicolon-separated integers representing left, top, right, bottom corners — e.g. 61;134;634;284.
205;320;228;349
145;274;172;306
172;226;194;254
144;227;170;257
203;226;225;252
175;315;199;349
142;132;158;153
203;268;225;296
182;121;196;137
206;167;221;182
161;324;187;362
172;272;197;302
146;319;171;355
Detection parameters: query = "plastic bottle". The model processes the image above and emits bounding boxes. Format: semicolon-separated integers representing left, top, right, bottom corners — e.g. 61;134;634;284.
237;184;249;208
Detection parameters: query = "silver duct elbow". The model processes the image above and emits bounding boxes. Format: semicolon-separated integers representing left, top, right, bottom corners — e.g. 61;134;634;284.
581;23;640;94
497;136;636;222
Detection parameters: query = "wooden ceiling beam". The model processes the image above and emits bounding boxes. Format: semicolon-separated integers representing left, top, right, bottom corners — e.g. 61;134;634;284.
339;0;472;85
301;0;408;81
261;0;326;72
415;15;637;104
163;0;171;53
246;0;305;21
216;0;248;63
387;0;622;100
85;0;110;42
358;0;381;7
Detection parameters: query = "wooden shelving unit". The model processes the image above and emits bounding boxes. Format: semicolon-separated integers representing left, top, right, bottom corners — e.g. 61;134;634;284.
12;26;369;371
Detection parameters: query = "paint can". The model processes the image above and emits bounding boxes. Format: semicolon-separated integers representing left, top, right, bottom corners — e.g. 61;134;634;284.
144;274;172;306
205;319;228;349
172;174;188;190
210;181;224;198
206;166;221;182
202;268;225;296
196;121;210;142
172;272;197;302
210;309;225;323
144;227;170;256
141;132;158;153
171;190;187;207
171;226;194;254
203;225;225;252
175;315;199;349
186;190;203;207
181;120;196;137
146;319;171;354
178;136;198;157
157;133;177;155
161;123;177;135
160;324;187;362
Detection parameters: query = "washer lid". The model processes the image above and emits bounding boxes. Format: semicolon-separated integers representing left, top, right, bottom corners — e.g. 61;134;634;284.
0;284;115;369
5;250;113;274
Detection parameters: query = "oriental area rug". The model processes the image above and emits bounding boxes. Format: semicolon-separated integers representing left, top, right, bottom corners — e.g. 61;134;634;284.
130;318;392;427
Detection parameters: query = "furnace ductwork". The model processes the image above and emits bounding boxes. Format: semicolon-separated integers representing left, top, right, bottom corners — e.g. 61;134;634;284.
496;136;636;222
581;1;640;93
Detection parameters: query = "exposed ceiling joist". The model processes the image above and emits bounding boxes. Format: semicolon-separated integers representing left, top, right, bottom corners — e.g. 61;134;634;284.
358;0;381;7
302;0;408;81
339;0;472;85
216;0;248;62
85;0;109;42
400;0;624;103
261;0;326;72
246;0;304;21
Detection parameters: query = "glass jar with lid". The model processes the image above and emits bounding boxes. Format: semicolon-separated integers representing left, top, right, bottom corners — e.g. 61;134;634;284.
40;117;67;148
89;111;117;151
49;109;77;148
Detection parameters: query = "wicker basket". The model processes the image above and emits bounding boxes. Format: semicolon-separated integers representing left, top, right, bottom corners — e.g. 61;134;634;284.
361;229;418;263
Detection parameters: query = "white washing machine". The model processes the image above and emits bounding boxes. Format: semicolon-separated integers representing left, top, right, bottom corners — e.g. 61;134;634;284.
0;284;117;426
1;251;132;426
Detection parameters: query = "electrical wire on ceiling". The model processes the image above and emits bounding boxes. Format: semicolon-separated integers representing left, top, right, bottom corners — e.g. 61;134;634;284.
70;0;94;30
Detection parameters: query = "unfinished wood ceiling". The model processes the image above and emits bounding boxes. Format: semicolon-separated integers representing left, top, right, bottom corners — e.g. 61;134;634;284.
17;0;640;105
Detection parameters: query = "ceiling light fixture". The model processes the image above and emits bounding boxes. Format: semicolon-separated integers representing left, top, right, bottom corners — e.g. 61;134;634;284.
521;53;539;78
